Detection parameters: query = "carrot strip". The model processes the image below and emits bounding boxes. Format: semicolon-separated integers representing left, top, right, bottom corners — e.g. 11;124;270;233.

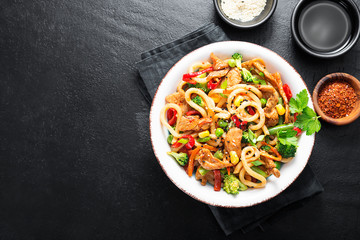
260;142;282;161
188;147;201;177
202;145;218;152
227;166;231;176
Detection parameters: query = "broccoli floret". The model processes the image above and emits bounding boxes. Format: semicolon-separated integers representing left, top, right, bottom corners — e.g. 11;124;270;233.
276;143;297;158
192;95;205;107
167;152;188;166
241;131;249;143
195;83;210;94
232;53;243;68
232;53;242;60
241;68;254;82
223;174;247;194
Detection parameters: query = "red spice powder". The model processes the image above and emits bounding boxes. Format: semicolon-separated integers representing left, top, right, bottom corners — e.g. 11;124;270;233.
318;80;357;118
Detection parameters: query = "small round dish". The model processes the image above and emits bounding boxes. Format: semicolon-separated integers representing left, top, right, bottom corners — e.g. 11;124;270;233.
313;73;360;125
291;0;360;58
213;0;278;29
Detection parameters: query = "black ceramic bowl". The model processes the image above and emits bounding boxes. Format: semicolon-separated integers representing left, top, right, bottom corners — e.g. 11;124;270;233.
291;0;360;58
213;0;277;29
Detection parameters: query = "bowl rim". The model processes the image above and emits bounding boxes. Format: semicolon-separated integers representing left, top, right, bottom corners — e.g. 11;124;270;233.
213;0;278;29
149;41;315;208
291;0;360;58
312;72;360;125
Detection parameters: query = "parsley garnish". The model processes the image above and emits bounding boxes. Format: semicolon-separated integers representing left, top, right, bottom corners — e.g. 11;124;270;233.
289;89;321;136
294;106;321;135
289;89;309;114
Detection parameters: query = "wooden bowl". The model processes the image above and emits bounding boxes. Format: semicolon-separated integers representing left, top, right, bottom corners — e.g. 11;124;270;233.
313;73;360;125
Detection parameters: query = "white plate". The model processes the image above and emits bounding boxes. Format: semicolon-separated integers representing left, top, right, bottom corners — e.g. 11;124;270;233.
149;41;315;208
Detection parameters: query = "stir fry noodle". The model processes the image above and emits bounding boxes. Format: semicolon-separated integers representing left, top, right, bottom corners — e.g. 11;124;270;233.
161;52;306;194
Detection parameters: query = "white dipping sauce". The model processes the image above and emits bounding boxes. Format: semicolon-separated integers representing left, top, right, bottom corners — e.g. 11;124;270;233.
221;0;267;22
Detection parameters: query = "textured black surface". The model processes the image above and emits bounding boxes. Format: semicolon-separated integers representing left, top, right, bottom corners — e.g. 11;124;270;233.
0;0;360;239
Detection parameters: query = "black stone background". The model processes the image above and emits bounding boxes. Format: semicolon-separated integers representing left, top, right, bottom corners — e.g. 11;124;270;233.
0;0;359;239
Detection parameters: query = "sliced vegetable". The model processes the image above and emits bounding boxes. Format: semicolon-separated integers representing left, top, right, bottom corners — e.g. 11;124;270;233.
274;161;282;170
197;136;211;143
207;78;220;90
293;126;302;136
182;67;213;79
283;84;293;100
260;98;267;107
166;108;177;126
231;115;247;130
268;123;294;135
198;166;209;176
187;147;201;177
214;150;224;160
186;110;201;116
260;145;271;151
220;79;228;89
167;135;174;145
252;160;263;166
247;106;256;115
172;135;195;149
178;138;189;144
251;166;269;178
214;170;221;191
218;119;228;128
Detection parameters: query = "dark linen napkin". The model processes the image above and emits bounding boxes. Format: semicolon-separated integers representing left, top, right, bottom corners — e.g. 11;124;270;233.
135;23;324;235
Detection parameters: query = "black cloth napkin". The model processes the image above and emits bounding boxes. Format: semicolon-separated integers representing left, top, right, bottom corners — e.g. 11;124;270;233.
135;23;324;236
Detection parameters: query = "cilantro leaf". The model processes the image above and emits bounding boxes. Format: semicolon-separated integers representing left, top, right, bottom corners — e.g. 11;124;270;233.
289;89;309;114
277;129;298;147
294;106;321;135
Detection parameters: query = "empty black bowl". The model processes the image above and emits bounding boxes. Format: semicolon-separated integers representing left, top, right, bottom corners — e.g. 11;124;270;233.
214;0;278;29
291;0;360;58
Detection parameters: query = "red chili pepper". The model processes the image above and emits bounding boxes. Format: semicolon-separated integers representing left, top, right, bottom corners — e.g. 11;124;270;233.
294;113;298;122
186;110;201;116
207;78;220;90
293;127;302;136
283;84;292;100
182;67;213;79
171;135;195;150
231;115;248;130
213;169;221;191
183;78;197;85
167;108;177;126
247;106;256;115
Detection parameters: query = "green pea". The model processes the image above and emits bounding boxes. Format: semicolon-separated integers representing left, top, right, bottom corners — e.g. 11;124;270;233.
215;128;224;137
